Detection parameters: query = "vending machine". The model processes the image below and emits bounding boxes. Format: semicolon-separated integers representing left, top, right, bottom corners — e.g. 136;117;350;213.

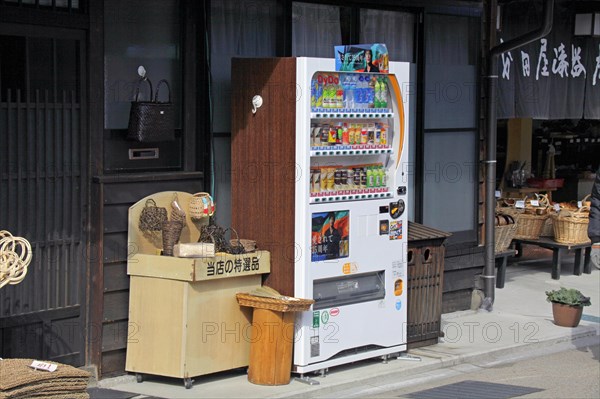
230;57;411;376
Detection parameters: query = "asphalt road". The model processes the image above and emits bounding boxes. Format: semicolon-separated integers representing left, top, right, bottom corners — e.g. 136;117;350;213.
365;345;600;399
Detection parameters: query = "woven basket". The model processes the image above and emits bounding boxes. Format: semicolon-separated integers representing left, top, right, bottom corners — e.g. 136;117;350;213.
552;208;590;244
189;192;215;220
539;216;555;237
581;194;591;209
513;213;549;240
170;196;186;224
230;238;257;252
495;223;517;253
162;220;184;256
536;194;555;237
139;198;168;232
236;293;314;312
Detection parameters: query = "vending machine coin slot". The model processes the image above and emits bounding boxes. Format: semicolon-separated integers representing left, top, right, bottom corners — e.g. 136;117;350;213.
390;200;405;219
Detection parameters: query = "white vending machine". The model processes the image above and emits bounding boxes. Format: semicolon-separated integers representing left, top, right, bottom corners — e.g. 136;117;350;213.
292;58;411;374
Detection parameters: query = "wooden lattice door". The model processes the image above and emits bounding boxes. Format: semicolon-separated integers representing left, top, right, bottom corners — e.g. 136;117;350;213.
0;24;88;367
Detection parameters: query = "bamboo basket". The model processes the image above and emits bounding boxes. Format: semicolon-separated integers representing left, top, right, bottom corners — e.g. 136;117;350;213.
514;213;549;240
497;197;549;240
236;293;314;312
539;217;554;237
538;194;555;237
495;214;517;253
230;238;257;252
552;207;590;244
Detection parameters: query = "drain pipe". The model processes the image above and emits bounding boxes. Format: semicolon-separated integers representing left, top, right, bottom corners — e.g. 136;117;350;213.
483;0;554;308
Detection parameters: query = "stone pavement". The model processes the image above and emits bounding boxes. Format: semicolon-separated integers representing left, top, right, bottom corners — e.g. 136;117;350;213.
95;247;600;399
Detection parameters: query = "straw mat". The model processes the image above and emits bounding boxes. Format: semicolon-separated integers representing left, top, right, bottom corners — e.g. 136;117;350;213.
0;378;89;399
0;359;90;391
20;394;89;399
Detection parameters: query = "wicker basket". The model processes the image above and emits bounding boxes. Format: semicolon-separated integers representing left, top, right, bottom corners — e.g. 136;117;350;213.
189;192;215;220
495;214;517;253
539;217;555;237
536;194;555;237
162;220;184;256
513;213;549;240
552;207;590;244
236;293;314;312
230;238;257;252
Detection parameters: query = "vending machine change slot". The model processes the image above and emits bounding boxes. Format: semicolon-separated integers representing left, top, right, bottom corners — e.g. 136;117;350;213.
313;271;385;310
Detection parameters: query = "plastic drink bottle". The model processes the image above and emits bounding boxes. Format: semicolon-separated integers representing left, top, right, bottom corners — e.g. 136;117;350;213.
367;77;376;108
381;78;388;109
374;78;381;108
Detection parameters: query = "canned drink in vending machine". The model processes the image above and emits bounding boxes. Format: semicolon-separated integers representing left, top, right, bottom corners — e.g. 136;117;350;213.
360;167;367;188
327;167;335;191
312;168;321;193
361;128;368;144
380;127;387;145
375;125;381;145
334;169;342;191
340;169;348;190
347;168;354;188
353;167;361;187
321;124;329;145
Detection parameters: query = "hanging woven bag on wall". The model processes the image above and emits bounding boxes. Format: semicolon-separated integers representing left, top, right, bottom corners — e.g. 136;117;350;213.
127;78;175;142
139;198;168;232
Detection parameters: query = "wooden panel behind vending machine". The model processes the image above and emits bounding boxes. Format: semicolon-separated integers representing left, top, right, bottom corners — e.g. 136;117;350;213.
231;58;298;296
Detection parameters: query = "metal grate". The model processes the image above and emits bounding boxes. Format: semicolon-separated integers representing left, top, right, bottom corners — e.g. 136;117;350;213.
403;380;544;399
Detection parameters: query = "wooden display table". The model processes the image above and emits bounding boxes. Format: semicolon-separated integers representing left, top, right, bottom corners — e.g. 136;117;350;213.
125;192;271;389
513;237;592;280
495;248;517;289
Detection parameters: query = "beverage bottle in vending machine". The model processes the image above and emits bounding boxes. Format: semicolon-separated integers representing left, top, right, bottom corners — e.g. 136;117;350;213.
311;78;317;108
374;78;382;108
381;78;389;109
367;77;376;108
356;75;365;107
350;74;358;109
343;74;355;109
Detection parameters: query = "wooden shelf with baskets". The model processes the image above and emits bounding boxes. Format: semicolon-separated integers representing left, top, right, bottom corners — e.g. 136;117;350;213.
125;191;272;389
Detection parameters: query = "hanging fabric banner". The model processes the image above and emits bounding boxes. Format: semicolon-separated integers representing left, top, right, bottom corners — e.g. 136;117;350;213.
497;1;600;120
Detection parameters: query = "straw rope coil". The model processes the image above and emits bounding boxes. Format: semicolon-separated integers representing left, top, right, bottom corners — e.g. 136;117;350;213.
0;231;32;289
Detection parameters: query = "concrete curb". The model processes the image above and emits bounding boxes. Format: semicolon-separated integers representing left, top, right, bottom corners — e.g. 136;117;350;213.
271;326;599;399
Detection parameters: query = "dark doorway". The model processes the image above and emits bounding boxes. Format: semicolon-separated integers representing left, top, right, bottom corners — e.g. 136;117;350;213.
0;23;88;367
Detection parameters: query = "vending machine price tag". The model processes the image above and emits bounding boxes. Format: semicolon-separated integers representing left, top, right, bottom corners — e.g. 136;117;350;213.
515;200;526;209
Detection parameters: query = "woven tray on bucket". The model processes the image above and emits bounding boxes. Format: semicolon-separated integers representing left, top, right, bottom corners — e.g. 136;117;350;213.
236;293;314;312
551;208;590;244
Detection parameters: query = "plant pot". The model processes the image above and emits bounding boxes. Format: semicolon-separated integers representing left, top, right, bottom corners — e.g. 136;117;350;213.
551;302;583;327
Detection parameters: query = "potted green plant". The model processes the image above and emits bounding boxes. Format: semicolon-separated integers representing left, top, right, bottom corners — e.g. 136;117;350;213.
545;287;591;327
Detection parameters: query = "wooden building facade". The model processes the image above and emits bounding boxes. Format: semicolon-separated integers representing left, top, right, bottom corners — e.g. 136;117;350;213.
0;0;517;378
